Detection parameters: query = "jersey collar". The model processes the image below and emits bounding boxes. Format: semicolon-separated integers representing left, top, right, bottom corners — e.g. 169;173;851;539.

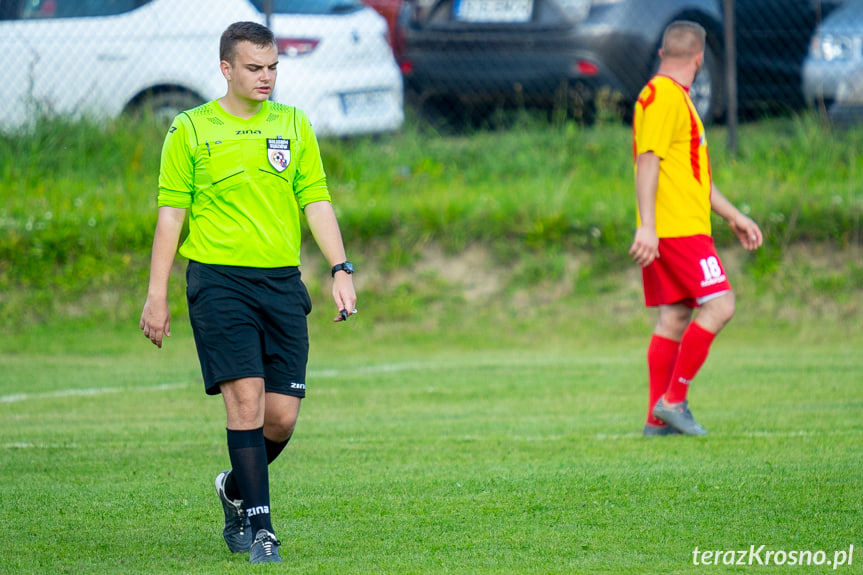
654;74;691;94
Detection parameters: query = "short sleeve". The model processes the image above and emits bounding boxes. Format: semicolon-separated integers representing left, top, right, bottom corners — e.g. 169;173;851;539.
157;114;195;209
292;110;331;209
636;82;683;160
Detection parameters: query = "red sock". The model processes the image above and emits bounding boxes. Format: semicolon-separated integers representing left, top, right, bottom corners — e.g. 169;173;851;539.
647;335;679;425
664;322;716;404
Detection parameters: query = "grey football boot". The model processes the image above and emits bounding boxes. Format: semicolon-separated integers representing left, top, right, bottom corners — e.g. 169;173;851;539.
249;529;282;563
214;471;253;553
643;423;681;436
652;398;708;436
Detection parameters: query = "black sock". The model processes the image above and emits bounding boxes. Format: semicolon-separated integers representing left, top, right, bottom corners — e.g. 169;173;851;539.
224;471;241;502
225;436;290;500
265;436;290;464
226;428;273;534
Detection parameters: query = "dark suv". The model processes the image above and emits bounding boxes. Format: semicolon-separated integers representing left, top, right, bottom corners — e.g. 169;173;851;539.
398;0;844;123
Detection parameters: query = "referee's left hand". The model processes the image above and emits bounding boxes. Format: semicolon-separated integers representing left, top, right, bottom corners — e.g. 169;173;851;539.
332;273;357;322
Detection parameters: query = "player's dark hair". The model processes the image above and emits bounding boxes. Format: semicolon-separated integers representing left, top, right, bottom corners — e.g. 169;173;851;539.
220;21;276;64
661;20;706;59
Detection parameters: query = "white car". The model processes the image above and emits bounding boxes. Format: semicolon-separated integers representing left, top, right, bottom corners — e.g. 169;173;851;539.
802;0;863;110
0;0;403;136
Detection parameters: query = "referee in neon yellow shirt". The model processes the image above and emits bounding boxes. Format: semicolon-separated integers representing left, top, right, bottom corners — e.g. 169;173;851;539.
140;21;357;564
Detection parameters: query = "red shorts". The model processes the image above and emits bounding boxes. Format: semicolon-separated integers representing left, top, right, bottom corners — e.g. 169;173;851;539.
642;235;732;308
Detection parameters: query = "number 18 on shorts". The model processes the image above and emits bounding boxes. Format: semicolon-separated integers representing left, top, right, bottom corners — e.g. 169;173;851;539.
642;234;732;308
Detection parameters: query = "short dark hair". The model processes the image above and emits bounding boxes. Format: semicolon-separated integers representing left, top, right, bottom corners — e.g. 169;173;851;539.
220;21;275;64
661;20;706;59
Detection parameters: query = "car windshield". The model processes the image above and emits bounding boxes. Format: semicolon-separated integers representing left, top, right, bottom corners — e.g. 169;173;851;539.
250;0;364;15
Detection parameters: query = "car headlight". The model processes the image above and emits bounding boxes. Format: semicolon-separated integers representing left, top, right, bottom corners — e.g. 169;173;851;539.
813;34;858;62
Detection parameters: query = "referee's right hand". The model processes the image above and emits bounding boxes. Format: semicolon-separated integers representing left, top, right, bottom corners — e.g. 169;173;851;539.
140;297;172;348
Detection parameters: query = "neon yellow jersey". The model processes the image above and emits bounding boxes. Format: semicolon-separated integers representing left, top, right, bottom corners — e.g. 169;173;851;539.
158;100;331;267
633;75;712;238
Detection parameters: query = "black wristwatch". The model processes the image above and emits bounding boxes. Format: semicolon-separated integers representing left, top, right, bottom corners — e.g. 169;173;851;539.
331;261;354;277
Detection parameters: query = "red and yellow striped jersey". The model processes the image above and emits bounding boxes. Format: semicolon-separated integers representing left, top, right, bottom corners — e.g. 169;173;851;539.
633;75;712;238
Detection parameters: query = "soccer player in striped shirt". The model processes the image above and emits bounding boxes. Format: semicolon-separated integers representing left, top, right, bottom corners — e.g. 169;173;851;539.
630;21;763;436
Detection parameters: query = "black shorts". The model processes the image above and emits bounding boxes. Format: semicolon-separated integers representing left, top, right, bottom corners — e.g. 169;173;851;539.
186;261;312;397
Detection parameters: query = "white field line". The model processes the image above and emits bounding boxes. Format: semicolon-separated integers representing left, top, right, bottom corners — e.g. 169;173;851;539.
0;382;188;404
5;429;847;450
0;355;628;405
0;363;429;404
0;363;432;404
593;429;854;440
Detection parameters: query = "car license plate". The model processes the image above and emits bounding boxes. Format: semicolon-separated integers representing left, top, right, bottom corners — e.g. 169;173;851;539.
454;0;533;23
341;90;389;117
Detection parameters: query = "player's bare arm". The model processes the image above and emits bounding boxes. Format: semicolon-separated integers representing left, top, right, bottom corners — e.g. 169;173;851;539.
710;183;763;251
630;151;662;267
304;200;357;322
140;206;187;347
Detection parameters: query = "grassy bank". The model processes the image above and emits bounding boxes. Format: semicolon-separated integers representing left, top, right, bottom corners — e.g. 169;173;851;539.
0;113;861;329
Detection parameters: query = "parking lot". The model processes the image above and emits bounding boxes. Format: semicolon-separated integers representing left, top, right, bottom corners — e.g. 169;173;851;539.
0;0;856;132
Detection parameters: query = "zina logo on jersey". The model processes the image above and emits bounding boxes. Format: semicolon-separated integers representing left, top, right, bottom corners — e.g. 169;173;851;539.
267;138;290;172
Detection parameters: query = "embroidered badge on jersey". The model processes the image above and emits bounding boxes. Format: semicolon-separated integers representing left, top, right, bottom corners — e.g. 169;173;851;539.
267;138;290;172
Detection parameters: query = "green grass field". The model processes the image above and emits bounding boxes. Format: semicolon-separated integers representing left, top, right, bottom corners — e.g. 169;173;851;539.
2;111;862;573
2;312;861;574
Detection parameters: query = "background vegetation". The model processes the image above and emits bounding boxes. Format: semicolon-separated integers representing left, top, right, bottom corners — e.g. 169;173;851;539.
1;111;862;333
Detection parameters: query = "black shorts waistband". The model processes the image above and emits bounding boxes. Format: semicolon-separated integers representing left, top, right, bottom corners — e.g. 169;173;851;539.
187;260;300;281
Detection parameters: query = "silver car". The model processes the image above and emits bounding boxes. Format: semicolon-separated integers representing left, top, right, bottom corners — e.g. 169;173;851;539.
802;0;863;109
829;67;863;125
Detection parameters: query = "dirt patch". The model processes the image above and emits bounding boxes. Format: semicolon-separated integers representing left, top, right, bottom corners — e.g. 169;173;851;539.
411;244;503;301
308;240;861;309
